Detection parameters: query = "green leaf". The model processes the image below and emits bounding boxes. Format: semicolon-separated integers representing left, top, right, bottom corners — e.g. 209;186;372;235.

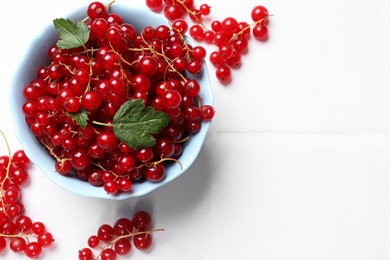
113;99;170;150
66;109;90;129
53;18;90;49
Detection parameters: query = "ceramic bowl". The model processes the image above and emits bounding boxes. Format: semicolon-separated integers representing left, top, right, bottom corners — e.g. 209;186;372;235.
9;3;213;200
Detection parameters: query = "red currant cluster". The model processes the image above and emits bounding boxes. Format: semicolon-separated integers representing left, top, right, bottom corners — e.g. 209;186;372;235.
0;132;54;258
79;210;162;260
22;1;215;194
145;0;270;85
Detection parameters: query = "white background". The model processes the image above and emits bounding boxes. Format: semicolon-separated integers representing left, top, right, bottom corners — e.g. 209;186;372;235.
1;0;390;259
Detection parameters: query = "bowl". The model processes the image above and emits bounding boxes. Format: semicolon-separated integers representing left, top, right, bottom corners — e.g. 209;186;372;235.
9;2;213;200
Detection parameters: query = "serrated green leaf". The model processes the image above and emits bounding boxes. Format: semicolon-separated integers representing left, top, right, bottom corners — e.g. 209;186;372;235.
66;109;90;129
53;18;90;49
113;99;170;150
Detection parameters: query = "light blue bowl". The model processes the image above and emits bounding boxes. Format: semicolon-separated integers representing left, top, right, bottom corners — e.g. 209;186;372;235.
9;3;213;200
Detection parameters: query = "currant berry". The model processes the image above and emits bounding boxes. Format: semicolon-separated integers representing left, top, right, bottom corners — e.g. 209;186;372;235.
211;20;222;32
79;247;94;260
133;233;153;250
209;51;225;67
164;4;185;21
88;1;108;20
199;105;216;121
116;154;136;174
218;44;234;59
118;177;132;192
9;167;28;185
154;137;175;157
162;90;182;109
114;238;131;256
104;179;119;194
88;169;104;187
87;235;100;248
101;248;117;260
12;150;30;167
214;33;229;48
10;237;26;252
32;222;46;235
63;96;81;113
71;148;92;171
189;24;205;41
226;50;242;68
97;132;118;152
24;242;42;259
55;160;72;175
144;163;166;182
146;0;163;11
91;18;109;39
183;79;201;97
187;60;202;75
191;46;207;61
221;17;239;36
251;5;269;22
135;148;154;163
81;91;102;111
4;187;22;204
138;56;158;76
106;25;123;46
132;210;152;231
216;65;232;84
252;24;268;41
185;119;201;134
38;232;54;248
199;4;211;16
232;38;248;54
15;215;33;232
203;30;215;44
97;224;115;242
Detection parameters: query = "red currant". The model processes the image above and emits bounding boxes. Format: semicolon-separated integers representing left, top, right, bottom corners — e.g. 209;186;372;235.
144;163;166;182
88;1;108;20
10;237;26;252
146;0;163;11
251;5;269;22
133;233;152;250
114;238;131;255
24;242;42;259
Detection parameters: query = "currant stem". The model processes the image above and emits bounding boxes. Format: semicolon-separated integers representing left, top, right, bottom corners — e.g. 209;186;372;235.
228;15;271;44
106;0;115;9
160;46;188;82
92;121;114;127
86;48;95;92
176;0;203;25
91;162;120;180
149;156;183;170
0;130;12;217
0;130;12;172
0;232;35;240
41;140;63;162
95;228;165;259
174;136;190;144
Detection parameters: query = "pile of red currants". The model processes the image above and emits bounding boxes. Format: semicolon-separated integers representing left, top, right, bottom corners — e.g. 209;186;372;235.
22;1;215;194
79;210;161;260
145;0;270;84
0;132;54;258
